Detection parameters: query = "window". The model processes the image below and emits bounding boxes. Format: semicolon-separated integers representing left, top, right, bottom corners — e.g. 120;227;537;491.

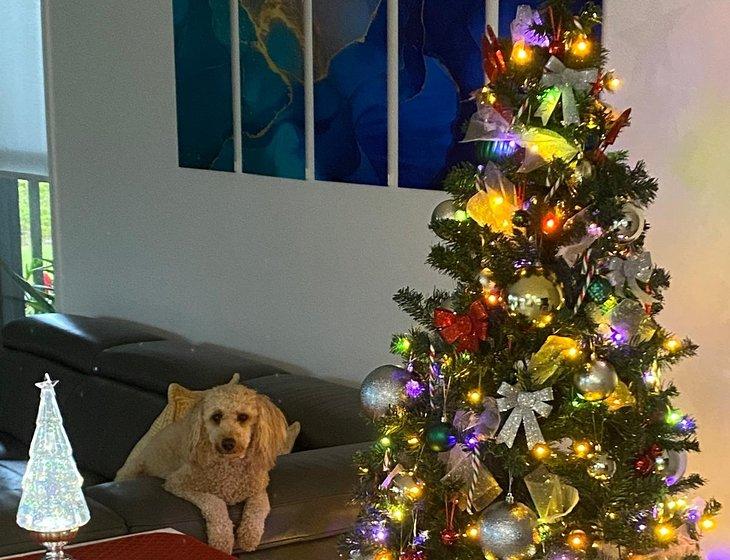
0;0;54;325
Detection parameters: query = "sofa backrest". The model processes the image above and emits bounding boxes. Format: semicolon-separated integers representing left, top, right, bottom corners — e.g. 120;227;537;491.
0;314;373;482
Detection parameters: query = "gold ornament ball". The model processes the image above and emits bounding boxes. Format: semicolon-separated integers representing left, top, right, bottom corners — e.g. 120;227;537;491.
478;501;538;560
574;359;618;402
587;453;617;481
507;271;564;323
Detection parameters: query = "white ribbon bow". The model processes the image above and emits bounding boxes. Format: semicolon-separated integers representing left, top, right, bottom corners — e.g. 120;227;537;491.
536;57;598;125
495;382;553;450
605;251;656;305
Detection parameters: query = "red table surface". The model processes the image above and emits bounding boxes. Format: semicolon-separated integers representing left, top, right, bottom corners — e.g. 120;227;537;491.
11;533;235;560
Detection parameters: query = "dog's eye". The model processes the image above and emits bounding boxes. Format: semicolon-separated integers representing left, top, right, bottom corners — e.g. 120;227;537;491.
237;413;249;423
211;412;223;424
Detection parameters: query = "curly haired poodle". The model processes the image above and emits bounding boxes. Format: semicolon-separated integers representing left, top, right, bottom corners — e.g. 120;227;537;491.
116;374;288;553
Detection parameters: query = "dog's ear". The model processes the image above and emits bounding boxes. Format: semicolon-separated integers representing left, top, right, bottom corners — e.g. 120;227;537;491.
185;402;207;463
228;373;241;385
249;394;288;470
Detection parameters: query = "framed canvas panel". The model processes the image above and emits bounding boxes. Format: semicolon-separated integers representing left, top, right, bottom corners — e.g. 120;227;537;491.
172;0;234;171
313;0;388;186
398;0;486;190
239;1;306;179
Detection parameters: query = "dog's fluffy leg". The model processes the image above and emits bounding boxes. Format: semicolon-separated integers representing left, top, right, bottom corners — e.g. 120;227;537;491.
164;477;234;554
235;490;270;552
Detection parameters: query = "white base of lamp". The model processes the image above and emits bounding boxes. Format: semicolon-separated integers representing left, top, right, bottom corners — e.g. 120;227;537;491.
29;529;79;559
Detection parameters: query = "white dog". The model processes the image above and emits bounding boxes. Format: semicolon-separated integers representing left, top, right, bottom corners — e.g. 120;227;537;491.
116;375;288;553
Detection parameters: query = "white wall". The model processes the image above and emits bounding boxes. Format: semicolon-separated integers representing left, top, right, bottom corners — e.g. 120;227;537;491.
44;0;729;549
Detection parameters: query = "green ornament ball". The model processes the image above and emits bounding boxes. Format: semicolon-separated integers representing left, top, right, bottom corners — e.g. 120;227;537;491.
587;278;612;304
425;421;457;452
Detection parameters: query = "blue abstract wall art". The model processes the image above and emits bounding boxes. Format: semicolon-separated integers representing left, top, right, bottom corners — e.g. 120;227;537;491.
172;0;234;171
313;0;388;186
239;1;306;179
398;0;485;190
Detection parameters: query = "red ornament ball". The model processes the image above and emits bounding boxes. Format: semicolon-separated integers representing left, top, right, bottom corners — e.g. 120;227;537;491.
440;528;459;546
400;549;426;560
633;455;654;476
548;39;565;57
648;443;663;458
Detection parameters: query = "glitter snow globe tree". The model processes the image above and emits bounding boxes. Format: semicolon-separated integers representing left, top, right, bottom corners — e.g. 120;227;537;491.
16;374;90;559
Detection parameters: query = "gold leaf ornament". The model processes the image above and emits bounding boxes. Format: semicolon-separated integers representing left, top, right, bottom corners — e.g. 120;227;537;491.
466;162;519;235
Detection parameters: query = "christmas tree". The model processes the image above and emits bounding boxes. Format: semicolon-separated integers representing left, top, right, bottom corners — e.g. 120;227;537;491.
17;374;90;533
345;3;720;560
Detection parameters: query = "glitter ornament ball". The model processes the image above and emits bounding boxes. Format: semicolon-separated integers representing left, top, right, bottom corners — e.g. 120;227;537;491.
615;203;646;244
399;549;426;560
425;421;457;452
545;548;582;560
440;528;459;546
574;359;618;401
478;501;538;560
506;271;564;322
432;200;457;222
587;278;612;304
360;365;414;419
587;453;617;481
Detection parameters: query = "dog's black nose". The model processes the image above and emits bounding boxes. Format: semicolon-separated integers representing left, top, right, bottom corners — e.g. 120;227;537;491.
221;438;236;452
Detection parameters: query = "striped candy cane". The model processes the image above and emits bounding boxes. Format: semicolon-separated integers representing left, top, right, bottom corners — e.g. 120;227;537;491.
466;452;481;514
573;247;595;314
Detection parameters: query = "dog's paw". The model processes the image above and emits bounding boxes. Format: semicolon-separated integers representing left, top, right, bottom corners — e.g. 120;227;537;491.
207;521;235;554
235;527;263;552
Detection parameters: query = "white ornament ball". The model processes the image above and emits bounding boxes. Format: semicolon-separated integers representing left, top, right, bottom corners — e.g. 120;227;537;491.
615;203;645;244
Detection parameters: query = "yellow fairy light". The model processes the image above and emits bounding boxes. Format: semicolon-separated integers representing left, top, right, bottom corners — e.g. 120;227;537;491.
654;523;676;542
573;440;592;458
379;436;391;447
406;436;420;446
604;74;622;92
405;483;424;499
358;466;369;474
571;35;591;57
565;346;581;360
389;505;406;522
486;292;500;306
664;338;682;352
535;313;554;328
511;39;531;64
467;389;483;405
700;516;717;531
567;529;590;550
374;549;395;560
465;524;480;539
532;442;552;460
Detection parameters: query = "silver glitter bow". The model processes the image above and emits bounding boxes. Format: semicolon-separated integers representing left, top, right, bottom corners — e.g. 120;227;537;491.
536;57;598;125
495;382;553;450
605;251;656;305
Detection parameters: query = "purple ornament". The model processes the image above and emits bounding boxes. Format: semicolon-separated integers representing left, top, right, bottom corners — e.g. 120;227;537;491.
510;5;549;47
405;380;425;399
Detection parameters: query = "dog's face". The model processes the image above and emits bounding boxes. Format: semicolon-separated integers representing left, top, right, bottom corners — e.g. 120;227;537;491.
201;384;260;458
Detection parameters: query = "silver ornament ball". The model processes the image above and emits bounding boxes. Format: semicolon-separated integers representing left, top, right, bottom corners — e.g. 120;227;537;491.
575;159;594;182
574;359;618;402
587;453;617;481
656;450;688;485
506;271;564;322
432;200;457;222
614;203;645;244
360;365;413;419
479;501;538;560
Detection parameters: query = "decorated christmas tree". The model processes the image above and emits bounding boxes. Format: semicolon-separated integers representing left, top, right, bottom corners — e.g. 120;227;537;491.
17;374;90;534
345;3;720;560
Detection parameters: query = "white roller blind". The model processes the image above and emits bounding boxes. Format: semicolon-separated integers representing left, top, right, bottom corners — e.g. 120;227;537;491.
0;0;48;176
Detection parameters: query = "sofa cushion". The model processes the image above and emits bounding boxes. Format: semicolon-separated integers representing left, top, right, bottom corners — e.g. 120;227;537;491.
0;489;128;557
92;340;289;395
86;442;368;552
1;314;169;374
244;375;374;451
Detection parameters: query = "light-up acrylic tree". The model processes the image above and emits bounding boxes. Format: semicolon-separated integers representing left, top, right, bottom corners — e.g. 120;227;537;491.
17;374;90;559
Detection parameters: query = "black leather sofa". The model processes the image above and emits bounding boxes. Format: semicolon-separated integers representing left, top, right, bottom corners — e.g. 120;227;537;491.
0;313;373;558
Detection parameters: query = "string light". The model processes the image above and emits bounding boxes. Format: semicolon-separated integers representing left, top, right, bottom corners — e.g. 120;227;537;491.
406;436;420;446
379;436;392;447
700;516;717;531
654;523;676;542
486;292;501;306
604;72;622;92
571;35;591;57
542;211;561;234
388;505;406;522
573;440;593;458
405;483;424;500
374;549;395;560
467;389;483;405
511;39;531;65
532;442;552;460
453;209;468;222
465;524;480;539
665;409;683;426
393;337;411;354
